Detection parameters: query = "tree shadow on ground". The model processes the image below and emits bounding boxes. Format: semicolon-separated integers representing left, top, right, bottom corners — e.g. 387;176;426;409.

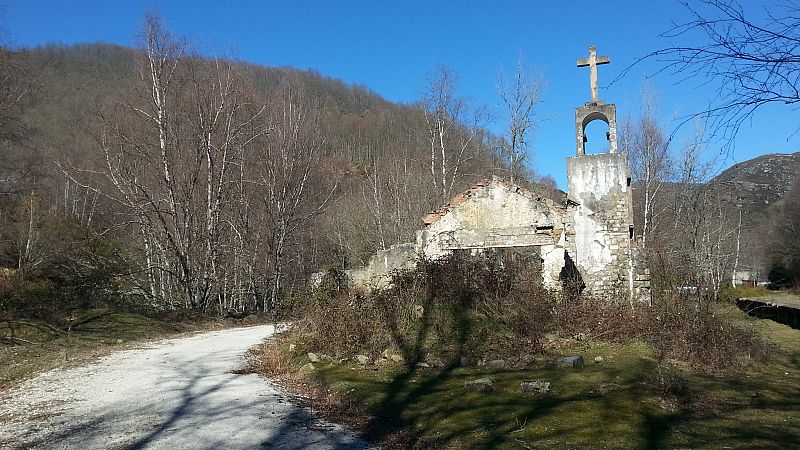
328;283;800;448
641;365;800;449
7;332;367;450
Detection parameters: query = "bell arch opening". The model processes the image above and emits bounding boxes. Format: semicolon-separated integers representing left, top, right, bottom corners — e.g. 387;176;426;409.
574;103;617;155
583;117;611;154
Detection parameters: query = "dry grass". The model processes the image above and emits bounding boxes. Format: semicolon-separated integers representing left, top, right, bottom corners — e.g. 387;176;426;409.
0;308;270;390
242;341;296;379
554;294;772;372
243;342;373;435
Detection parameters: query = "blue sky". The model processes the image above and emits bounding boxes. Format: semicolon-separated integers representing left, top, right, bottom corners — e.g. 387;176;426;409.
4;1;798;188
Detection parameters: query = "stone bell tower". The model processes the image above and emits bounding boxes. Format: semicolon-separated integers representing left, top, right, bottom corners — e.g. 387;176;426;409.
566;45;648;299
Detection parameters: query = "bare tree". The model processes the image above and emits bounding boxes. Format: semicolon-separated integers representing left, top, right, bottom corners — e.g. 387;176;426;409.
620;87;672;247
497;57;543;183
420;65;487;200
0;48;30;147
626;0;800;139
12;193;46;272
765;177;800;285
655;126;736;298
69;14;266;311
255;84;335;311
0;42;37;195
362;159;388;251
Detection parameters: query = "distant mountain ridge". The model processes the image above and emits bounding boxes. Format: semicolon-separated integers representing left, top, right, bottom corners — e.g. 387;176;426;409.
708;152;800;220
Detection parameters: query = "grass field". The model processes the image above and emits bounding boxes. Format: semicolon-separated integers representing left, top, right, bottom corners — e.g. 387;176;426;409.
259;303;800;449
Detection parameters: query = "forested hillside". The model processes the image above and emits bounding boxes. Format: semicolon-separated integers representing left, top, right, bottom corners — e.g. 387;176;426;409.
1;17;796;321
0;20;536;317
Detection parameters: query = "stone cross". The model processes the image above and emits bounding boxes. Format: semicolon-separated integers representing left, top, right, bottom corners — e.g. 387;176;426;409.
577;45;610;103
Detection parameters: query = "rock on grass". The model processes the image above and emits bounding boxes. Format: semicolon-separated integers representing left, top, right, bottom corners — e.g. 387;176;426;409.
464;378;493;392
556;356;584;368
520;380;550;393
298;362;316;376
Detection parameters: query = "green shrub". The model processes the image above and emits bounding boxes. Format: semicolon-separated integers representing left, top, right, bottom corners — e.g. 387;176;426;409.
0;278;63;322
0;205;134;323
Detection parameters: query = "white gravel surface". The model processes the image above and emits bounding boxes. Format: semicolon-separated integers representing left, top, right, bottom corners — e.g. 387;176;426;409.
0;325;368;449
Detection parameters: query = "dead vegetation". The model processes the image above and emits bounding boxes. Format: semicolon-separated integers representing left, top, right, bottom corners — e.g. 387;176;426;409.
556;294;771;370
287;254;555;366
285;253;769;373
250;253;792;449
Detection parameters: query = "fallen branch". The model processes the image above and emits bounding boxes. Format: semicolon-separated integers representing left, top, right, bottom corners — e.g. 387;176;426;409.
513;437;534;449
0;336;42;345
0;320;67;335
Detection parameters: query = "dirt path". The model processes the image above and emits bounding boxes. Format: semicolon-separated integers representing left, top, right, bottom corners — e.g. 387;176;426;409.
0;325;367;449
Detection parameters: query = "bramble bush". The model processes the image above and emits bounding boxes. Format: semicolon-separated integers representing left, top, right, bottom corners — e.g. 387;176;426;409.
290;253;554;365
287;253;769;372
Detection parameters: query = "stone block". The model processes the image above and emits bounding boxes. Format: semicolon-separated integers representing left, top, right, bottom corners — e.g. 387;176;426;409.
487;359;506;369
556;356;584;368
465;378;494;393
298;362;316;376
520;380;551;393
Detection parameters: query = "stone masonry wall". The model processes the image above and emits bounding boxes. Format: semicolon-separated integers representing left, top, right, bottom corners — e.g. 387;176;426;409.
567;152;636;298
417;180;569;291
344;243;417;290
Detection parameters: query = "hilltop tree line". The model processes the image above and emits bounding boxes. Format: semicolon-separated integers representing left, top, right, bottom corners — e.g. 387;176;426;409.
0;15;555;318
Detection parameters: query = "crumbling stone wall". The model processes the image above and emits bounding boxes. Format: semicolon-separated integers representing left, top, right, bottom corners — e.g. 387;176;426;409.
316;44;650;302
417;179;569;291
314;168;651;302
313;180;574;292
344;243;417;290
316;169;649;302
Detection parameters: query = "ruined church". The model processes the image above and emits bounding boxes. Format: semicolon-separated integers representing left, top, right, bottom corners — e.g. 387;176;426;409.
339;46;650;301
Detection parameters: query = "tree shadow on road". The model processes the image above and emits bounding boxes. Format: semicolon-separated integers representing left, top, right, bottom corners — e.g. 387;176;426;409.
6;329;367;450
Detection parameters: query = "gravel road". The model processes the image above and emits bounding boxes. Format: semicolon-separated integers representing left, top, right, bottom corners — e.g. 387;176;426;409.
0;325;368;449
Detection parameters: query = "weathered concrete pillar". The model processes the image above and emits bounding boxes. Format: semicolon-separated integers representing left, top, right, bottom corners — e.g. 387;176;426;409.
567;152;632;296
